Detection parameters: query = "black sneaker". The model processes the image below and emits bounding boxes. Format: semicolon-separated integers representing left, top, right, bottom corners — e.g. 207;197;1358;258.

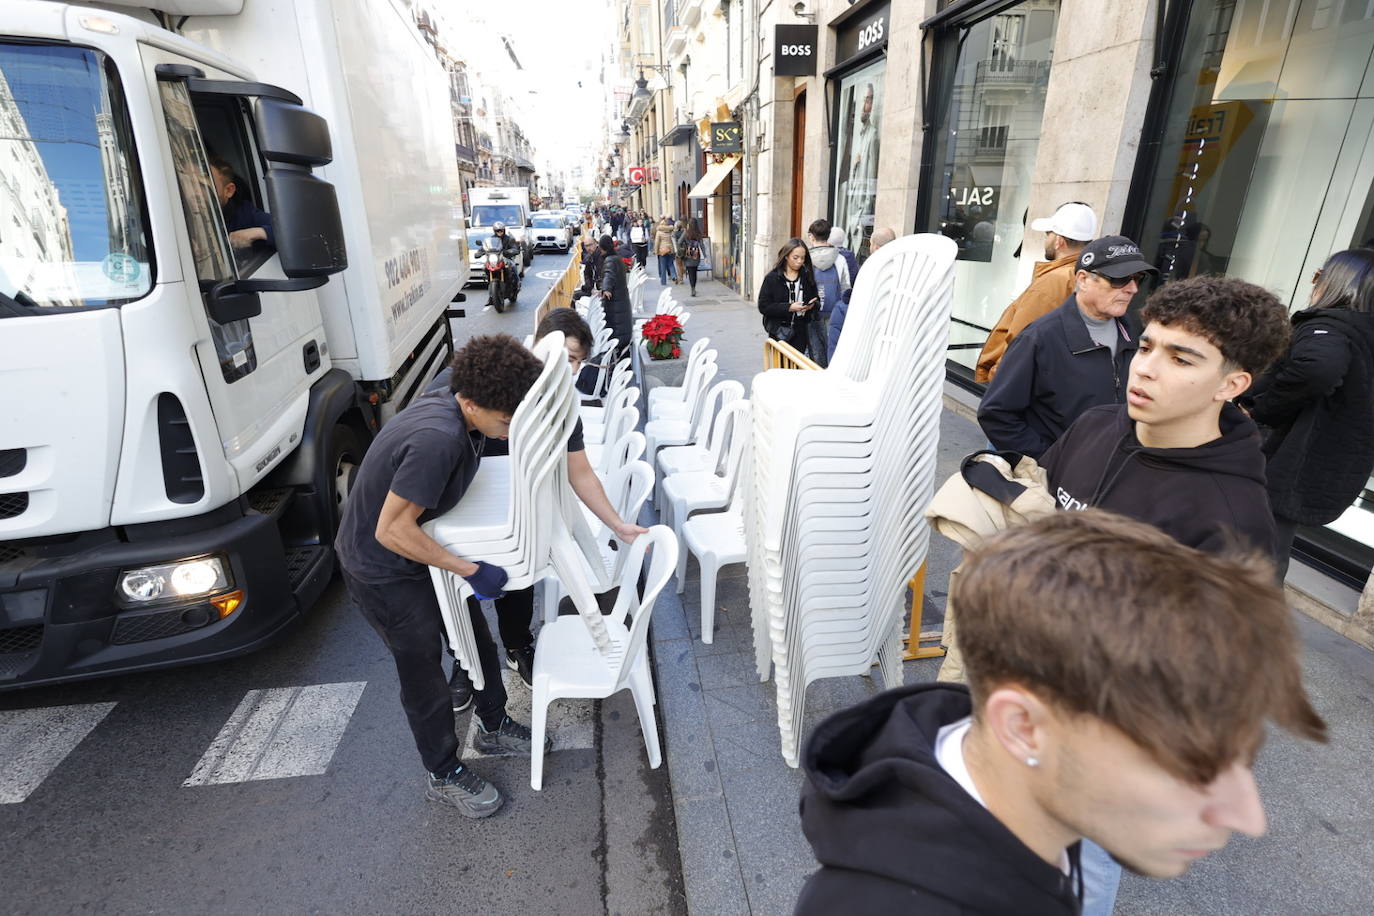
505;644;536;688
425;765;502;818
449;666;474;712
474;715;553;757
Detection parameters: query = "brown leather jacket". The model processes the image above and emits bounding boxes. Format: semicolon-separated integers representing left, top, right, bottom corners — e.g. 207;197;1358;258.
974;253;1079;383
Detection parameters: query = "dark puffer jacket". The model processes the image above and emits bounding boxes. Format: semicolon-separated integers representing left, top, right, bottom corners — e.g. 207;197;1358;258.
1245;307;1374;525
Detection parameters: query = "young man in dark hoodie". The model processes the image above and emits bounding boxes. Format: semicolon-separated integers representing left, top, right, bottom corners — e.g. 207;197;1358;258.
1039;274;1291;555
795;511;1327;915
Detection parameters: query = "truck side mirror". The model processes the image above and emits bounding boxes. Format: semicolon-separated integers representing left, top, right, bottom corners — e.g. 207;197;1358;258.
266;170;347;276
206;282;262;323
526;217;533;228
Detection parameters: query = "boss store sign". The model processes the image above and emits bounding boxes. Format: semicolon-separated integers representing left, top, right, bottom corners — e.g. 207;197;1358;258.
775;24;818;77
834;0;889;68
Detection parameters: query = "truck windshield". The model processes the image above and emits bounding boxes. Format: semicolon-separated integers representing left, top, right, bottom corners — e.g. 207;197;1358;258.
470;205;524;226
0;43;151;311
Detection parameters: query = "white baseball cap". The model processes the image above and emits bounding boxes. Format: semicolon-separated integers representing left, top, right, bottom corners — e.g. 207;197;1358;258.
1030;202;1097;242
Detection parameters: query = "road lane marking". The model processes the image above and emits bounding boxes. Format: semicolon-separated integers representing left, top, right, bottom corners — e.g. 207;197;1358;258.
534;270;566;280
0;702;117;804
184;682;366;786
462;668;595;757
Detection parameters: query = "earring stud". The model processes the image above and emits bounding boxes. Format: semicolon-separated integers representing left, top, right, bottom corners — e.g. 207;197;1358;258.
1025;756;1039;768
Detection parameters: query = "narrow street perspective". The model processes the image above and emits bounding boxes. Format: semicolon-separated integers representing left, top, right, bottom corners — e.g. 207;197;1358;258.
4;1;1374;915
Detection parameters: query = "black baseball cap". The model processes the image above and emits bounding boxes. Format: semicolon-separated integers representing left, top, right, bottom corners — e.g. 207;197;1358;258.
1075;235;1159;279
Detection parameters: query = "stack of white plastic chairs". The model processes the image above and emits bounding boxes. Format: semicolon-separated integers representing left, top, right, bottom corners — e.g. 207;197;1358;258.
423;332;613;689
628;264;648;316
742;234;956;766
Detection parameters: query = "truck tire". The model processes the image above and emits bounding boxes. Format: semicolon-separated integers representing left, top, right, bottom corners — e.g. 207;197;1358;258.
326;422;363;536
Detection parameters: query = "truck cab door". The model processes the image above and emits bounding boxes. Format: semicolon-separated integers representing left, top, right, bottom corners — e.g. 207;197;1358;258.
143;48;344;493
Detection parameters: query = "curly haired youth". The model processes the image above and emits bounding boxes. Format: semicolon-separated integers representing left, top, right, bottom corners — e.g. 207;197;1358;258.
1141;275;1291;376
447;334;543;414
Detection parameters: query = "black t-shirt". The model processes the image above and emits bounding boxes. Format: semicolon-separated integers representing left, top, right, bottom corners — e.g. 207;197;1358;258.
334;391;485;583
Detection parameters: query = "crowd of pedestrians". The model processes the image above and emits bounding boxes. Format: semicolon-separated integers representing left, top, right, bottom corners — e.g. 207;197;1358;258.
788;202;1374;913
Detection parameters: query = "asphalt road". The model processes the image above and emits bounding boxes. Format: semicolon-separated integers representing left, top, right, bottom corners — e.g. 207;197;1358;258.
0;250;686;915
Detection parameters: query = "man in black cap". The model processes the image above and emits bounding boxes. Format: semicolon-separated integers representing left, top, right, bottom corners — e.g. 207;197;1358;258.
978;235;1158;459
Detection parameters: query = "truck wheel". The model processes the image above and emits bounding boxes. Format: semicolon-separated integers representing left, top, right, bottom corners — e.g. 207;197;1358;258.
327;422;363;535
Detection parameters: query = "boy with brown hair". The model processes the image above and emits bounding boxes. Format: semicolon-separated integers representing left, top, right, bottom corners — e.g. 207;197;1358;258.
1040;274;1292;554
795;511;1326;915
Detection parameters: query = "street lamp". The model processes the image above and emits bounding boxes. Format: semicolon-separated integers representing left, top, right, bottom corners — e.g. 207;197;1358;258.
627;73;651;120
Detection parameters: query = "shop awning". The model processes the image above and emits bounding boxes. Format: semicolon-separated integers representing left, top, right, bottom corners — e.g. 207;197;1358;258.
659;124;695;147
687;155;742;199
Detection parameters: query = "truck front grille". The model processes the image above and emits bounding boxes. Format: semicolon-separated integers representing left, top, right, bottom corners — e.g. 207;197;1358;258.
0;492;28;520
112;606;214;645
0;449;24;478
0;624;42;678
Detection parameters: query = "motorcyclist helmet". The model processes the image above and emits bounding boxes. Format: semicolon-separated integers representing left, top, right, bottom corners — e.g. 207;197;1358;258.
493;221;506;233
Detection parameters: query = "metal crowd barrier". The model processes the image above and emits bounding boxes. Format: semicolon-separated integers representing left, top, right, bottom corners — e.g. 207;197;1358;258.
760;337;943;662
534;250;584;327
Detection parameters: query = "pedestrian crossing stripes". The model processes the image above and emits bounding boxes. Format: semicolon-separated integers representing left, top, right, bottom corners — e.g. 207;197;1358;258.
461;667;596;757
0;702;117;804
183;682;366;787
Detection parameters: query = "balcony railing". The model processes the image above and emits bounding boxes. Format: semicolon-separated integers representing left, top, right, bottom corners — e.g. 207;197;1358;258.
974;58;1050;85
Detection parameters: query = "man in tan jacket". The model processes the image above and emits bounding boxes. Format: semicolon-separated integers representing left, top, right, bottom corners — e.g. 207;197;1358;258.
974;202;1097;383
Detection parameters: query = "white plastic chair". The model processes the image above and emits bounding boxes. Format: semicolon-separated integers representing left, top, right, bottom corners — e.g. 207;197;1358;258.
654;380;746;512
647;337;711;413
530;525;678;789
663;401;751;576
681;509;747;643
644;366;721;458
648;347;718;423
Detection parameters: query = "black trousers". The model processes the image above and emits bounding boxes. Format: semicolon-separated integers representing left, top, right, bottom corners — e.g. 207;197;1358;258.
683;264;698;292
464;587;534;652
343;570;508;773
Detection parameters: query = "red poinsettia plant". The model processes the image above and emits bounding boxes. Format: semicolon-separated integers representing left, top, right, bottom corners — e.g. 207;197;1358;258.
642;313;684;360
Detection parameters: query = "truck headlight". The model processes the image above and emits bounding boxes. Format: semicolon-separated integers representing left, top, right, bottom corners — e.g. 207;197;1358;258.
118;557;230;604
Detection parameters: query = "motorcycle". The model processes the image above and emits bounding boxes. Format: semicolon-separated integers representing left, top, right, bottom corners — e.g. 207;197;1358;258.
483;236;519;311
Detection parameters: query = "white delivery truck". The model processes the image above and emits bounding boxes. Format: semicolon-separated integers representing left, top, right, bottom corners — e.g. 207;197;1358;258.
0;0;468;688
468;185;533;270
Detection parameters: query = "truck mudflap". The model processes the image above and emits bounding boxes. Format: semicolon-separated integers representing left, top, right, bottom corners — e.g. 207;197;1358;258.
0;509;333;690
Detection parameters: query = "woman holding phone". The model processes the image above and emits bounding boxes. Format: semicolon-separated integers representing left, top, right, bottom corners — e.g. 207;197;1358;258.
758;238;819;357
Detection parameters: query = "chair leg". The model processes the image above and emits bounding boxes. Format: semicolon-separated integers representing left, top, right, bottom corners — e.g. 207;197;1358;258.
699;556;719;643
674;511;689;587
530;682;549;790
628;665;662;769
540;576;561;625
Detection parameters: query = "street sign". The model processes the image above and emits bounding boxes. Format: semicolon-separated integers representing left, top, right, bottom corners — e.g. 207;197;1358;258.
627;166;646;186
710;122;743;154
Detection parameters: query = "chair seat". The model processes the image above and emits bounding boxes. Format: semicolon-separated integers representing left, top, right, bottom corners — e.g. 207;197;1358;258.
683;511;747;562
648;399;691;423
533;615;632;698
663;471;729;503
658;444;712;477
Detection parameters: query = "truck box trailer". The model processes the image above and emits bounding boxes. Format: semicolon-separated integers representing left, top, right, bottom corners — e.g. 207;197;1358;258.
0;0;467;687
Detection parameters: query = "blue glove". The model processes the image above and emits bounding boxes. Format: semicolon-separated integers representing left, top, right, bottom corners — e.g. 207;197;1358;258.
463;561;508;600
